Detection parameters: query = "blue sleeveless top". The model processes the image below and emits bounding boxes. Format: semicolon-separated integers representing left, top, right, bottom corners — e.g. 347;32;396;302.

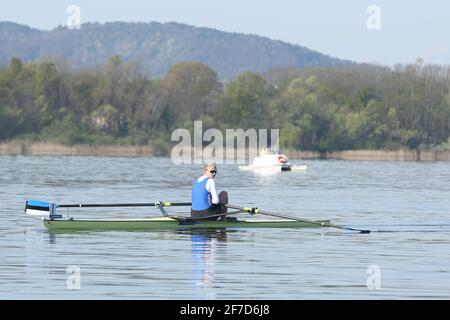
191;178;211;211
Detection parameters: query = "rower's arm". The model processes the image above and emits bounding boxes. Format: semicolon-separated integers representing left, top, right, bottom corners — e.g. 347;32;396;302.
206;179;219;204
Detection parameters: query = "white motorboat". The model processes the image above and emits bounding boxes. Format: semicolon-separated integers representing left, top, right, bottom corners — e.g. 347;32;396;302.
239;149;306;172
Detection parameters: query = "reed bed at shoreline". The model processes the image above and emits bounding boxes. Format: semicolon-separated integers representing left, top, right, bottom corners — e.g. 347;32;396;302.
1;142;450;160
285;149;450;161
0;142;154;157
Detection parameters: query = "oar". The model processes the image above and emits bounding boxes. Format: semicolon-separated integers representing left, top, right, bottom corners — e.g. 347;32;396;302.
226;204;371;234
56;202;192;208
25;199;191;217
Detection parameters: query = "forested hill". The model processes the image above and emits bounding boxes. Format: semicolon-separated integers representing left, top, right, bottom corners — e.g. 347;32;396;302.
0;21;350;79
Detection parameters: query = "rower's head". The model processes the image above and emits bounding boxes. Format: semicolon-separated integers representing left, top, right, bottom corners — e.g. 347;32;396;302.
204;163;217;178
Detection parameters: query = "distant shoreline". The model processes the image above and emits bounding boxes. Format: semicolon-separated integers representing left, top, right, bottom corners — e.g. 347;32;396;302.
1;142;450;161
0;142;155;157
284;149;450;161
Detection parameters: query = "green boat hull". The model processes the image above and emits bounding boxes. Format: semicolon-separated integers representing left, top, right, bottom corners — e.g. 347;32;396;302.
43;217;330;231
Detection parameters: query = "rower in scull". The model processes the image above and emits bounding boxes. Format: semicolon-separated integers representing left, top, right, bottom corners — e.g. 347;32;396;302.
191;163;230;220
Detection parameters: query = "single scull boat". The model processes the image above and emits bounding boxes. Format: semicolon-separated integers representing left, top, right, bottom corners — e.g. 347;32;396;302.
42;216;330;231
25;200;369;233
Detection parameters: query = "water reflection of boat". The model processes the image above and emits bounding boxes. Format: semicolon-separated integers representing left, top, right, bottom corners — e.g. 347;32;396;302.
190;229;227;290
239;148;306;172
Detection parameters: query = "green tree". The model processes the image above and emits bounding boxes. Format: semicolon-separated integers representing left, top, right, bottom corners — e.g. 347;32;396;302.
219;72;272;129
163;62;221;129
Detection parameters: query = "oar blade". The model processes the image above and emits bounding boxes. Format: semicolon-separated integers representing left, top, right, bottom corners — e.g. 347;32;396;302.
25;200;51;216
343;226;371;234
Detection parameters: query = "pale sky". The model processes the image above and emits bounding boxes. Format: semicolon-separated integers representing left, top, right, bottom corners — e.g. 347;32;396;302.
1;0;449;65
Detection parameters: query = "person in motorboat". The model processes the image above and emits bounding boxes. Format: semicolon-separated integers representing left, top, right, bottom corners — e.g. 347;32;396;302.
277;152;288;164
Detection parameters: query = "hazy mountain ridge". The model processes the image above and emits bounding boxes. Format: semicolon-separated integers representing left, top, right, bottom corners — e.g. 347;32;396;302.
0;21;352;78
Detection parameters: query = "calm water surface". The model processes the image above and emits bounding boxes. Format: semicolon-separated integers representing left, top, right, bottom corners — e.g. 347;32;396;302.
1;156;449;299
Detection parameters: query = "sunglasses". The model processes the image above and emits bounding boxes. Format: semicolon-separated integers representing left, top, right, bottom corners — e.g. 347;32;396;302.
209;169;217;174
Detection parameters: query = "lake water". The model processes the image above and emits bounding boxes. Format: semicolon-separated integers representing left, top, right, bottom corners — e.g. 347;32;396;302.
1;156;449;299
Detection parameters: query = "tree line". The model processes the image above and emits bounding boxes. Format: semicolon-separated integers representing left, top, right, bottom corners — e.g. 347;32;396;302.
1;56;449;153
